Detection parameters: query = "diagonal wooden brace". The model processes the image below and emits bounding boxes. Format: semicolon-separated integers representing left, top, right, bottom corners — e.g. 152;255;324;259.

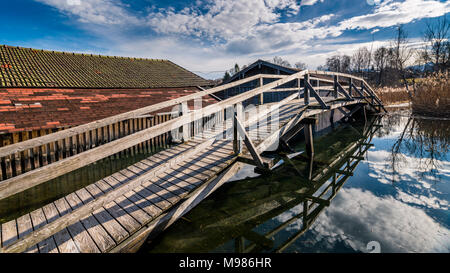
351;83;365;98
336;81;354;100
305;81;330;109
234;116;266;169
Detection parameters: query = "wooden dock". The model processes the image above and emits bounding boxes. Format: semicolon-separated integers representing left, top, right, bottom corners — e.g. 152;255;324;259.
0;70;385;253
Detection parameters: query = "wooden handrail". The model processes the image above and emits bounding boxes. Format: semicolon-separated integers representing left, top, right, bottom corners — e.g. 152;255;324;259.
0;74;280;158
0;71;381;159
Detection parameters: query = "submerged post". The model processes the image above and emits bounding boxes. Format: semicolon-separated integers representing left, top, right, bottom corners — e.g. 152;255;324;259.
304;124;314;158
301;117;316;159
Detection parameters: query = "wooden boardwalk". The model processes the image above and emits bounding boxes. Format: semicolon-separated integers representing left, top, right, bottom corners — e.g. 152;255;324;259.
0;70;384;253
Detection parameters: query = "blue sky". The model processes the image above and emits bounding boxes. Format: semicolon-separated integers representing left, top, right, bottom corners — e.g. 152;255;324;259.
1;0;449;79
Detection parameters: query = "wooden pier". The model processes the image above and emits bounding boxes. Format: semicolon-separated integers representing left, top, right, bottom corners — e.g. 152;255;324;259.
0;70;384;253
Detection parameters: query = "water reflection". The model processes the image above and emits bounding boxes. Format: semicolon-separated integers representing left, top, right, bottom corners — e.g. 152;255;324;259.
142;113;450;253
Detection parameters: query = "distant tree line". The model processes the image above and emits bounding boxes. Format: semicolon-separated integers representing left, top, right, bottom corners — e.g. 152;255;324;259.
222;16;449;85
319;16;449;88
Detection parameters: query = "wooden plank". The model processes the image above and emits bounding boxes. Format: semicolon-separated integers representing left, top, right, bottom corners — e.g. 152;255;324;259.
99;176;155;225
65;193;116;253
16;214;38;253
53;197;100;253
112;195;150;227
41;203;79;253
0;136;216;253
110;162;246;253
1;220;17;248
79;186;129;244
29;208;58;253
107;172;163;218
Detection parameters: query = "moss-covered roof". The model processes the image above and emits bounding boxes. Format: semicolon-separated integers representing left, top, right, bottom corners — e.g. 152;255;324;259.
0;45;210;88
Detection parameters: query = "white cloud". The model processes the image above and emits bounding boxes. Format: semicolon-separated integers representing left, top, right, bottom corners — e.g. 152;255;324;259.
37;0;142;25
340;0;450;30
146;0;302;40
366;149;450;210
33;0;450;77
301;0;324;6
276;188;450;252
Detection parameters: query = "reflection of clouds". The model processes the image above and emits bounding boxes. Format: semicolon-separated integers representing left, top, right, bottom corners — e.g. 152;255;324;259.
366;149;449;210
276;188;450;253
228;164;260;182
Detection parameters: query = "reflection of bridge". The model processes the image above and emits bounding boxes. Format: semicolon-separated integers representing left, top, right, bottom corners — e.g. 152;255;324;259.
0;70;384;253
146;117;381;253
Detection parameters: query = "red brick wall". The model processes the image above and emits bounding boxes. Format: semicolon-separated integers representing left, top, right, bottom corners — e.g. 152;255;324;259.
0;87;218;134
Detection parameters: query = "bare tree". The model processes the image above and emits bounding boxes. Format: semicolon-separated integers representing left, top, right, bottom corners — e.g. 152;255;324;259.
325;55;351;73
423;16;450;71
373;46;389;85
352;47;371;73
391;25;414;93
326;55;341;72
272;56;292;67
294;61;307;70
340;55;351;73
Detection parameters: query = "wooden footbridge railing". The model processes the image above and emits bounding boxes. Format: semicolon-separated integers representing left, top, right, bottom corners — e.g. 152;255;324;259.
0;70;384;253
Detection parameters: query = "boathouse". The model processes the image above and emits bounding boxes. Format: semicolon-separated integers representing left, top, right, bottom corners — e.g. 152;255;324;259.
0;45;217;146
216;59;304;104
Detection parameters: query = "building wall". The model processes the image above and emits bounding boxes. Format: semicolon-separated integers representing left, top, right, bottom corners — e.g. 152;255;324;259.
0;87;217;134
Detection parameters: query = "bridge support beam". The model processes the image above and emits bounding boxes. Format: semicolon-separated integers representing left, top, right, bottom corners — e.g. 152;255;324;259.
305;81;330;109
301;118;316;158
233;103;243;154
333;75;338;99
336;81;353;100
233;109;268;171
304;74;310;105
259;77;264;105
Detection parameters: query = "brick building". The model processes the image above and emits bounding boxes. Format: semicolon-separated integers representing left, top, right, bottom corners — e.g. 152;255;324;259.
0;45;216;146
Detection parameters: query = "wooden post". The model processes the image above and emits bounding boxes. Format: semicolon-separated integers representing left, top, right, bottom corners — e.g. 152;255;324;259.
316;78;320;96
363;105;367;124
330;109;335;126
179;102;190;142
304;123;314;158
333;75;338;99
259;77;264;105
307;155;314;181
348;77;353;98
304;74;310;105
233;103;243;154
297;77;301;99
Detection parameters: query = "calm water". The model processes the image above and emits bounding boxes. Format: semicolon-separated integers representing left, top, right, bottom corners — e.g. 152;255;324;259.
142;112;450;253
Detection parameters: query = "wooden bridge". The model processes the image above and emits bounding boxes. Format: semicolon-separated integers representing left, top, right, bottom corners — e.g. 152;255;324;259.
0;70;385;253
145;116;381;253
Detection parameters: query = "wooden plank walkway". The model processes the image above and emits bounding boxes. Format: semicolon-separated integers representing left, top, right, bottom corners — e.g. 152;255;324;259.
0;101;309;253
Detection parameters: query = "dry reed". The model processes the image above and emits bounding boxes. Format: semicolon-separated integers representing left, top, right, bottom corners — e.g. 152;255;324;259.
412;72;450;117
